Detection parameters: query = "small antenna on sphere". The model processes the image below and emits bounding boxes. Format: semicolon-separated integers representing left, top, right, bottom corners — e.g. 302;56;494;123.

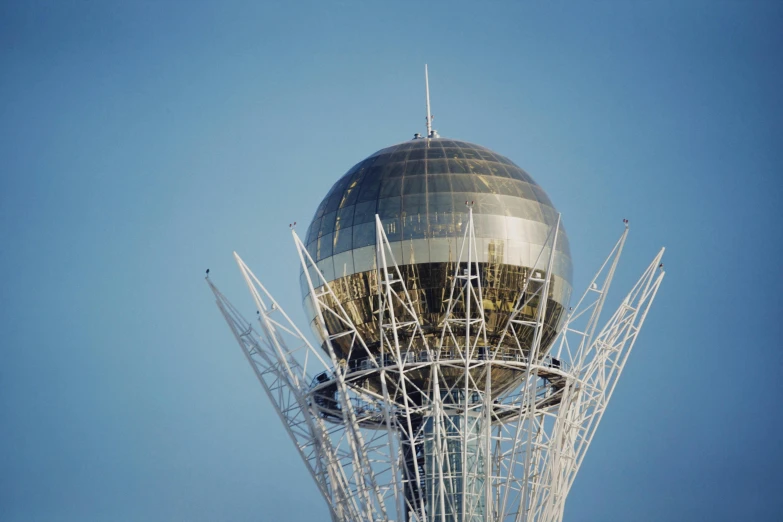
425;64;433;138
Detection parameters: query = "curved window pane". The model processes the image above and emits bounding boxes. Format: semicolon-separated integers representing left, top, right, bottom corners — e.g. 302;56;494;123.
461;147;480;160
317;233;334;260
320;211;337;236
402;193;427;215
405;159;426;176
357;175;382;202
386;162;406;178
378;196;402;219
389;150;409;163
448;158;469;174
428;174;451;193
450;175;477;192
354;200;377;225
403;175;426;195
353;222;376;248
335;205;355;230
381;217;401;241
409;149;426;161
426;147;445;159
403;213;427;240
427;159;449;175
308;217;322;243
379;177;402;198
334;226;353;254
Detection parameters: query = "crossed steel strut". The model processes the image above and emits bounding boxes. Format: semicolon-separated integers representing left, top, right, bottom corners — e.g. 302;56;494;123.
207;210;665;522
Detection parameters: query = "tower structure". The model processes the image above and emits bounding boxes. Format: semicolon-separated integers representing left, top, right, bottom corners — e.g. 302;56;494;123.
207;68;665;522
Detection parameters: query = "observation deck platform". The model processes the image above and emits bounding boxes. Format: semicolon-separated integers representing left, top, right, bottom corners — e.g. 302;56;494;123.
308;351;569;427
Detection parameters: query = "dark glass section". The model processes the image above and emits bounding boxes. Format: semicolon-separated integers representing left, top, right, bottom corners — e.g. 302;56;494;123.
427;158;449;174
389;150;409;163
358;174;382;202
386;162;406;178
428;175;451;193
338;183;360;208
319;211;337;236
451;174;477;193
333;227;353;254
377;196;402;219
448;158;468;174
426;147;445;159
408;148;426;161
379;177;402;198
335;206;354;230
352;222;375;248
403;175;426;195
353;200;377;225
381;217;402;242
406;159;427;176
316;233;333;260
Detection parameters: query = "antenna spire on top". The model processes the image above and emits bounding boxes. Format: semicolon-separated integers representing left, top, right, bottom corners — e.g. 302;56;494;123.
423;65;440;138
425;64;433;138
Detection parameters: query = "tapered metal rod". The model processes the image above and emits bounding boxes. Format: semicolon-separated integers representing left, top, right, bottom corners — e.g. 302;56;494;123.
425;64;433;137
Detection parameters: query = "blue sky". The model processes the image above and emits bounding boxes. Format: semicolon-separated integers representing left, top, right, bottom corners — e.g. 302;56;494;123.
1;1;781;521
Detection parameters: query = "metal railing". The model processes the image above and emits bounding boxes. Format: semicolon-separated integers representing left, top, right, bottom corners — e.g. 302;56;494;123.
309;351;569;390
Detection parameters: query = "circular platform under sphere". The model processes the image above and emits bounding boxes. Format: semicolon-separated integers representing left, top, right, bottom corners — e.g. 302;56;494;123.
301;138;572;378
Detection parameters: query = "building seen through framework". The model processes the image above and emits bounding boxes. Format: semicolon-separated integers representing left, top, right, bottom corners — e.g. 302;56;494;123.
207;66;665;522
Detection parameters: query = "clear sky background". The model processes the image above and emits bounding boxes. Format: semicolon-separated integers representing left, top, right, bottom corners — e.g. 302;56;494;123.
1;1;781;521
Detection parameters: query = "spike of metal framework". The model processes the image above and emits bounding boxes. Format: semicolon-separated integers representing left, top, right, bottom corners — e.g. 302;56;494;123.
209;212;665;522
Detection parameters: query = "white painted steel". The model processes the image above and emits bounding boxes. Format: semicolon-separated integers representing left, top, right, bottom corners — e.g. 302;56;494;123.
208;212;665;522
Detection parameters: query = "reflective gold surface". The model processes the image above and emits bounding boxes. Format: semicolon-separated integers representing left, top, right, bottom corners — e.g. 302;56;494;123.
304;260;568;394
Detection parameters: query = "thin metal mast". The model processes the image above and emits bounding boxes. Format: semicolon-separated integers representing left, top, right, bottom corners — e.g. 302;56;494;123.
425;64;433;138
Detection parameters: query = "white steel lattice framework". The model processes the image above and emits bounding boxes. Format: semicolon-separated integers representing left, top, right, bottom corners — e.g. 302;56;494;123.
207;210;665;522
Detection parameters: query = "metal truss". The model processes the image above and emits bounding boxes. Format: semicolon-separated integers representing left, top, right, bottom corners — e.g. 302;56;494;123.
208;211;665;522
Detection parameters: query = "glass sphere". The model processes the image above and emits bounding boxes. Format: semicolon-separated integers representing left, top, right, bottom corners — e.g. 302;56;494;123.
301;138;572;388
